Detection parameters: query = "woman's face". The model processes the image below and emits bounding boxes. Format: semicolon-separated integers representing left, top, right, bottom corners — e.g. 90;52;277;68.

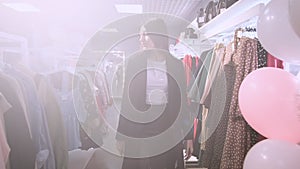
139;26;155;50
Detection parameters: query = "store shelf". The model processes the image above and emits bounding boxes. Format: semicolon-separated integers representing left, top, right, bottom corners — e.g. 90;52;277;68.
190;0;271;41
0;31;28;63
0;32;27;43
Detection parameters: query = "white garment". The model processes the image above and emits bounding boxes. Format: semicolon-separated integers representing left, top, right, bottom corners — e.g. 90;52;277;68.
0;93;11;169
146;59;168;105
68;148;96;169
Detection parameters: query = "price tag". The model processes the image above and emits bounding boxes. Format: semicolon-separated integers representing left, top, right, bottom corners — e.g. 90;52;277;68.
220;8;226;14
198;17;205;23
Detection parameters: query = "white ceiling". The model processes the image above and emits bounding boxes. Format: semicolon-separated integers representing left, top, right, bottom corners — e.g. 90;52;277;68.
0;0;204;59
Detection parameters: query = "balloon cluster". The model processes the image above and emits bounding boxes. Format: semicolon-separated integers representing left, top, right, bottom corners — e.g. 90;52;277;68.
257;0;300;64
238;0;300;168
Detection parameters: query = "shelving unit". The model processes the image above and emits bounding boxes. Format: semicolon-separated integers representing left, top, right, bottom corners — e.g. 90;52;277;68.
189;0;271;41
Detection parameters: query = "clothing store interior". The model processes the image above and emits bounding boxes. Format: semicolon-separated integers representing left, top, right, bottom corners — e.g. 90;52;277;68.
1;0;300;169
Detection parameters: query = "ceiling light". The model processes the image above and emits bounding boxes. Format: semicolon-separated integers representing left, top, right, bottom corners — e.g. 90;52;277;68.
2;2;40;12
115;4;142;14
101;28;118;33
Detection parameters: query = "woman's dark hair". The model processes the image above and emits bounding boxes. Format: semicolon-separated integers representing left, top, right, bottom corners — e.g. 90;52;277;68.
142;18;169;50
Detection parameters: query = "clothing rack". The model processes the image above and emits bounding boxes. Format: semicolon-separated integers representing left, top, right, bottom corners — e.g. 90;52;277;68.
0;32;28;64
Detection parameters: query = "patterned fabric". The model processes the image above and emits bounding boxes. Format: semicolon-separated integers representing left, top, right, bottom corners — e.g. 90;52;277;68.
220;37;259;169
257;40;268;68
75;71;105;148
199;60;236;169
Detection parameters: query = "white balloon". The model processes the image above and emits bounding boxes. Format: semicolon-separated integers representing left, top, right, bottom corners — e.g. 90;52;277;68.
244;139;300;169
257;0;300;64
289;0;300;38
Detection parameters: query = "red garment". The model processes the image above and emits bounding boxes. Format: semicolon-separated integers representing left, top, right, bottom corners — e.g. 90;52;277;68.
267;53;284;69
182;55;200;139
195;56;199;68
182;55;192;86
194;119;198;139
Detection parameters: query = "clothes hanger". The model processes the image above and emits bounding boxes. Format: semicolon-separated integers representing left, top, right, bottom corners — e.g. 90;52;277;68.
233;27;244;51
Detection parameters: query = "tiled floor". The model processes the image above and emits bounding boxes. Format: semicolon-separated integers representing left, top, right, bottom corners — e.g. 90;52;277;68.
100;101;207;169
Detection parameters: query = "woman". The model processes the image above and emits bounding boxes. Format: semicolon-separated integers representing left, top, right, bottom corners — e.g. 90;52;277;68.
116;18;193;169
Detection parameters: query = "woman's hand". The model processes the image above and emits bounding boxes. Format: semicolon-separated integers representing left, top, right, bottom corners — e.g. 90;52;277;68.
184;140;194;160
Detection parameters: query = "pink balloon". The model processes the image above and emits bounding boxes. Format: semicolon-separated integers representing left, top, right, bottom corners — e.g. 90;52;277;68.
239;67;300;143
257;0;300;64
244;139;300;169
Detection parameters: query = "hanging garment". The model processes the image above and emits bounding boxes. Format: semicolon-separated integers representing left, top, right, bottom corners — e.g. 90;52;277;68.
199;63;226;168
95;70;111;115
206;43;237;168
257;40;268;68
200;44;225;104
72;73;101;150
76;70;105;149
188;49;213;104
267;54;284;69
220;37;260;169
199;60;236;169
0;72;36;169
182;55;192;86
0;93;11;169
5;67;55;169
185;55;202;158
187;50;211;158
111;64;124;98
95;70;110;137
50;71;82;151
35;75;68;169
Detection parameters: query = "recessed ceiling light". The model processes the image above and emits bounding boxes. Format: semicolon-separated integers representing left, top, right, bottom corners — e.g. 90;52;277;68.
101;28;118;33
2;2;40;12
115;4;143;14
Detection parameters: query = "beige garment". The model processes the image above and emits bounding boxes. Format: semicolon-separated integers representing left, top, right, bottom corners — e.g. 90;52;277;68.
0;72;32;138
200;45;225;104
223;41;241;66
95;70;111;108
200;106;209;150
0;93;11;169
35;76;68;169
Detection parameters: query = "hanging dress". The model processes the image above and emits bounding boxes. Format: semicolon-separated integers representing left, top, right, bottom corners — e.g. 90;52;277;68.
220;37;260;169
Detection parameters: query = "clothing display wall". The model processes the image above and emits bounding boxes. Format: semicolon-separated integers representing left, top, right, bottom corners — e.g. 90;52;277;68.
182;28;285;169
